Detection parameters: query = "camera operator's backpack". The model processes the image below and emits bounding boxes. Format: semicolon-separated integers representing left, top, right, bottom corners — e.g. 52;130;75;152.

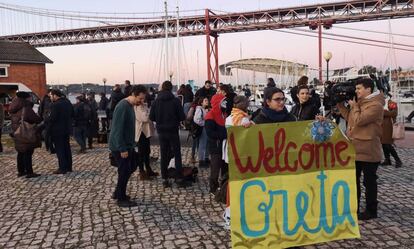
187;106;203;139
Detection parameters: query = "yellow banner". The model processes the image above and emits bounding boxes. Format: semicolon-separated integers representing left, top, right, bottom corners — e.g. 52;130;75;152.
228;121;360;248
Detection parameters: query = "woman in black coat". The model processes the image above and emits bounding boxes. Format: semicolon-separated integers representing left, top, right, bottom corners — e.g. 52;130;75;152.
290;85;320;121
253;87;296;124
9;92;42;178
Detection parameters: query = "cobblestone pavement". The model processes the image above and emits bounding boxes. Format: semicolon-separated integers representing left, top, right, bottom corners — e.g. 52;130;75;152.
0;137;413;249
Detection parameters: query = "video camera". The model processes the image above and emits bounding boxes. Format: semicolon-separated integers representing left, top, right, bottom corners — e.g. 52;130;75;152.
324;75;390;107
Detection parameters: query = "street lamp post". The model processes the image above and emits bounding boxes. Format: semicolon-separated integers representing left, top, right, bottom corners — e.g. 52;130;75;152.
324;52;332;82
103;78;107;95
322;52;332;117
131;63;135;84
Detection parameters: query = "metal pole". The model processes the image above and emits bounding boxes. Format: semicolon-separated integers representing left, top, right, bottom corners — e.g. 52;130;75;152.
205;9;212;84
326;60;329;81
197;50;200;85
132;63;135;84
176;3;180;88
164;1;169;81
318;22;323;84
214;36;219;84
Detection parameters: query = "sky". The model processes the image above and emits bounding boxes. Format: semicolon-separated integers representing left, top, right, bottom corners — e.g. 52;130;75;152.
1;0;414;86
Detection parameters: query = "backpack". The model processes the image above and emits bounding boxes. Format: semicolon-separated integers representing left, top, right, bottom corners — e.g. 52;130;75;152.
167;166;198;183
184;106;195;130
189;106;204;138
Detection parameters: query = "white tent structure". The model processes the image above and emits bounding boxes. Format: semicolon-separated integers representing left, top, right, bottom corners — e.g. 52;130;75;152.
219;58;309;88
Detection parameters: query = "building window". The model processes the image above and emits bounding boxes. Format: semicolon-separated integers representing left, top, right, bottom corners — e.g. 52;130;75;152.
0;65;8;77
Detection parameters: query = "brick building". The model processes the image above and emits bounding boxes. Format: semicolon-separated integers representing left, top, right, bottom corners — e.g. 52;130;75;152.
0;41;53;97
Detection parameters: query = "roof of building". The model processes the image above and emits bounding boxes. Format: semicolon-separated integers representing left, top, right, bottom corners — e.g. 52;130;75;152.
0;40;53;64
331;67;354;76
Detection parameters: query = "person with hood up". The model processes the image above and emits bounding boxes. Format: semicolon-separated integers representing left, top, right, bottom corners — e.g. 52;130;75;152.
381;98;402;168
150;80;186;188
290;85;320;121
205;93;227;194
253;87;296;124
9;92;42;178
336;78;385;220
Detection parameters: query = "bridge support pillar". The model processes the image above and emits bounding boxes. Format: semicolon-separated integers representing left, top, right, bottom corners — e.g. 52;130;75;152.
205;9;219;87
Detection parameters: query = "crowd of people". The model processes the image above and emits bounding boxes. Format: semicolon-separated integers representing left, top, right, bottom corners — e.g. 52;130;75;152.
0;76;407;217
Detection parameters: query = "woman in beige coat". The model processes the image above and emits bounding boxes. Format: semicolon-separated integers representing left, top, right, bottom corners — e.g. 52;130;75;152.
134;103;158;180
381;99;402;167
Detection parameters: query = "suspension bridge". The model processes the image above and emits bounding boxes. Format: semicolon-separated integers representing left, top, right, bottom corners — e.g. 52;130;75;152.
0;0;413;84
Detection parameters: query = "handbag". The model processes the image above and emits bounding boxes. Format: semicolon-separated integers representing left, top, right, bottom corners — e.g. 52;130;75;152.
14;108;39;145
392;120;405;140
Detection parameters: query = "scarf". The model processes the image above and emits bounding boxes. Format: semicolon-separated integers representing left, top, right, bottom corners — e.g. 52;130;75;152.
262;106;289;122
205;94;226;126
231;108;248;126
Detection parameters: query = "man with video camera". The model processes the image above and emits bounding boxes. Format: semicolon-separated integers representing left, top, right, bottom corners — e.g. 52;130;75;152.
336;78;385;221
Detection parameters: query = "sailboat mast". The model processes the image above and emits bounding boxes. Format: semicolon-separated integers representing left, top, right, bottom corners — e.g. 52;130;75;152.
164;1;169;81
176;3;180;87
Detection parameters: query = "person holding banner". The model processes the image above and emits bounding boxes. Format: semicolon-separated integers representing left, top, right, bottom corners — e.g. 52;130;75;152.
222;95;254;228
253;87;296;124
290;85;320;121
336;78;385;220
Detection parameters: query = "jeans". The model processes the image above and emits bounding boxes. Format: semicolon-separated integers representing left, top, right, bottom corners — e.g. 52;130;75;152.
159;131;183;180
17;149;34;175
73;126;87;150
198;128;208;161
382;144;400;161
355;161;379;215
210;153;227;190
137;134;152;172
113;150;136;200
191;137;199;159
183;102;192;116
52;135;73;172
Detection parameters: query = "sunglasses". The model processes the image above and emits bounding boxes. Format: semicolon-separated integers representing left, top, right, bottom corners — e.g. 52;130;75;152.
271;97;286;103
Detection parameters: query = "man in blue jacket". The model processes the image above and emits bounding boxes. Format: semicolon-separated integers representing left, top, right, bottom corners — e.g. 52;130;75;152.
150;81;186;188
109;85;147;208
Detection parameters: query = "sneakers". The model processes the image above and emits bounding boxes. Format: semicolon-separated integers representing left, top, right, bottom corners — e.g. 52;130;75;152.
163;180;171;188
139;171;153;181
117;200;138;208
358;211;377;221
53;170;67;175
25;173;41;179
146;170;159;177
111;193;131;200
381;159;391;166
395;160;403;168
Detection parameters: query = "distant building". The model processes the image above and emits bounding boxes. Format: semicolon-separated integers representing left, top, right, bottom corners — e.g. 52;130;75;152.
0;41;53;97
391;67;414;91
330;67;369;82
